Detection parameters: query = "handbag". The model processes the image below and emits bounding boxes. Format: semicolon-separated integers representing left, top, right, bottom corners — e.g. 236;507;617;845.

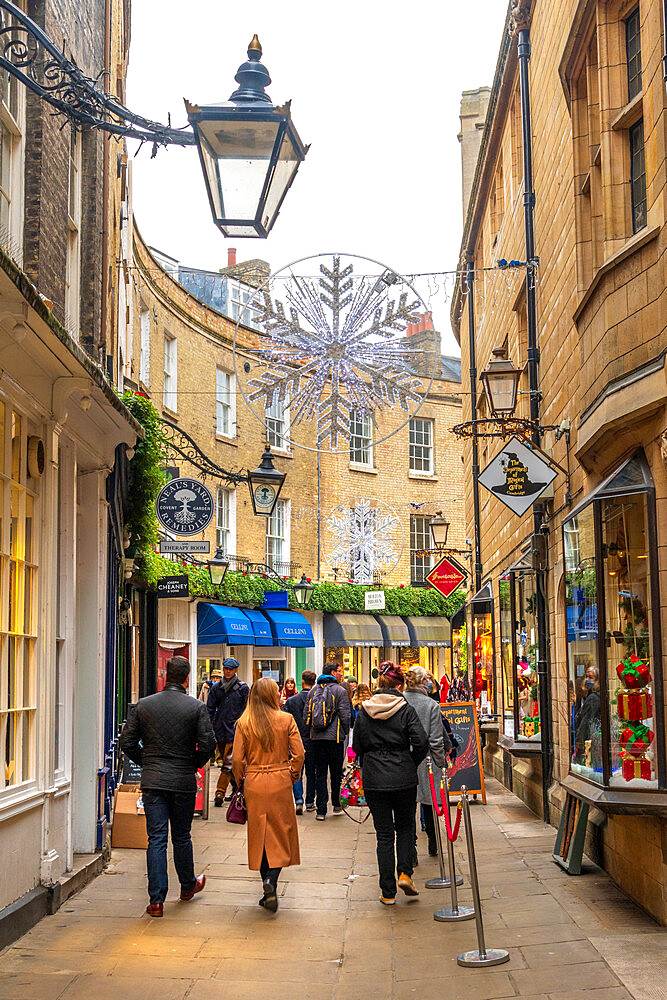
225;782;247;824
340;751;370;824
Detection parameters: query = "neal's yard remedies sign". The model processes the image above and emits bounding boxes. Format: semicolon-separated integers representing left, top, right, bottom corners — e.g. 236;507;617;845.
364;590;386;611
157;575;189;598
440;701;486;803
155;477;214;536
478;436;557;517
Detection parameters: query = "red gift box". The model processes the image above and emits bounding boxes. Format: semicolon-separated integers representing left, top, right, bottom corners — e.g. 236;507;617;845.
617;688;652;722
622;755;651;781
620;721;654;757
616;654;651;689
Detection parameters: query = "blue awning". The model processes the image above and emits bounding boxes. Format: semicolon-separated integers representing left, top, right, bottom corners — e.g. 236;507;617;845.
197;603;254;645
243;609;274;647
262;610;315;648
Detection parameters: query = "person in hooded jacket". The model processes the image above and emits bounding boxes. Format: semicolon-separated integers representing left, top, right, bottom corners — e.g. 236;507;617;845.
352;662;429;905
404;666;451;860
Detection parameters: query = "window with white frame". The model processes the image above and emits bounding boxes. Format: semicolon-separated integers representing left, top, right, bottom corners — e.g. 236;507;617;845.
216;369;235;437
1;405;38;791
0;4;25;262
349;409;373;466
139;304;151;385
266;499;289;571
163;333;177;411
64;129;82;337
410;515;433;584
215;488;236;555
229;279;261;330
409;418;434;474
266;395;290;451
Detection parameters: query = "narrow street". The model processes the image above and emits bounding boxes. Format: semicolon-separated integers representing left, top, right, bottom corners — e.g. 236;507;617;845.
1;778;662;1000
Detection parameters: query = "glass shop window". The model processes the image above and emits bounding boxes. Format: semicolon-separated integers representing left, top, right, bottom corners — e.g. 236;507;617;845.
514;571;540;740
499;574;514;738
472;611;494;715
562;450;663;791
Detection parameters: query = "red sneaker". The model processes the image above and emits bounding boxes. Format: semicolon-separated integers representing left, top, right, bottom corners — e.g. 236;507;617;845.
180;874;206;901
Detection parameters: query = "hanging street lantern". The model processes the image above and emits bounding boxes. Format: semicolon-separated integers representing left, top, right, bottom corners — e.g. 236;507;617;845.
429;511;450;550
208;546;230;586
185;35;309;239
248;443;286;516
479;346;522;417
292;573;314;608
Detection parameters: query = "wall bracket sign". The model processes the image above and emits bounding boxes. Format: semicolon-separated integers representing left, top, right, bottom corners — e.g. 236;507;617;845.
477;435;557;517
426;554;467;598
155;477;214;536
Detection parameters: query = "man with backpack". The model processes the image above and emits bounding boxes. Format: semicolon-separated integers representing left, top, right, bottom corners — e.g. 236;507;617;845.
304;662;351;821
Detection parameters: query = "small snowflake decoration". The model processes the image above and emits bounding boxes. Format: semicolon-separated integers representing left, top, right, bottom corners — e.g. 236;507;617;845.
236;253;436;452
323;497;402;584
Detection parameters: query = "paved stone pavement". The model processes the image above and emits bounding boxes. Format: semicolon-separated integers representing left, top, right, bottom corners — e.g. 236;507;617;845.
1;777;665;1000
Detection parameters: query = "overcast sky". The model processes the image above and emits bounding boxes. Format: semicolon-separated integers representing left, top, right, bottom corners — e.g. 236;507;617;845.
127;2;508;356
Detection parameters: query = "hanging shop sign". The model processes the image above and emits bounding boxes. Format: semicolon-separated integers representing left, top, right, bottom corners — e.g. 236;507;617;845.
155;477;214;536
478;436;557;517
159;539;211;554
440;701;485;802
157;575;190;598
364;590;386;611
426;555;467;598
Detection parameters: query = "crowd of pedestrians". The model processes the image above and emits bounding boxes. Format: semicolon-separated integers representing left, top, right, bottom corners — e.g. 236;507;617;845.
120;654;456;916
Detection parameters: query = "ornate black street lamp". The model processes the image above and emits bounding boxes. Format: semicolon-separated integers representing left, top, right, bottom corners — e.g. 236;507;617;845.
0;4;307;238
480;346;522;417
292;574;314;608
186;36;308;238
429;511;450;551
248;443;287;517
208;546;230;586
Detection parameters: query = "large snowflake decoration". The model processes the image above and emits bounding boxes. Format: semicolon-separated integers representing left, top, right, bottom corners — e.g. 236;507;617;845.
236;253;436;452
323;497;402;584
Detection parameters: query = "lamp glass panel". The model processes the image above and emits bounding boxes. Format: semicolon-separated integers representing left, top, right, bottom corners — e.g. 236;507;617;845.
199;119;280;221
261;130;300;232
488;374;518;413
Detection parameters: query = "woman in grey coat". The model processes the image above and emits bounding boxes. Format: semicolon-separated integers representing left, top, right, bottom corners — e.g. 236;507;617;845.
404;666;451;858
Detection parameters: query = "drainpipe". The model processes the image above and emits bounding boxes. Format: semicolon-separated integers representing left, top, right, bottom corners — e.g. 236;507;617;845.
317;448;321;580
99;0;111;367
663;0;667;91
467;258;482;595
518;25;552;824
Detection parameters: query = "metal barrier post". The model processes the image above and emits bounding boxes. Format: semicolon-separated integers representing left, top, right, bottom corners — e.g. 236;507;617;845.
434;772;473;922
425;756;462;889
456;786;509;967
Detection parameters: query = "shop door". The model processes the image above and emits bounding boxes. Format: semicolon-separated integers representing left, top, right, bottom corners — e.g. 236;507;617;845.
157;644;189;691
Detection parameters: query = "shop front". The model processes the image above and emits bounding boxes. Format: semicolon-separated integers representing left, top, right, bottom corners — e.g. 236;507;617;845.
323;613;383;685
465;582;496;715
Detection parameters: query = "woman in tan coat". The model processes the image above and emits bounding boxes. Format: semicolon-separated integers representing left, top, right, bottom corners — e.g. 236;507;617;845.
232;677;305;912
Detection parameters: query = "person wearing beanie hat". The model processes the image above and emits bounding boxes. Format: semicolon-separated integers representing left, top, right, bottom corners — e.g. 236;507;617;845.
207;657;249;806
352;662;429;905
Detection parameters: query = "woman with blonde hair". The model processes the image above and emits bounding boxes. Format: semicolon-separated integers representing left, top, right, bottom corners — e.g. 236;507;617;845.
232;677;305;912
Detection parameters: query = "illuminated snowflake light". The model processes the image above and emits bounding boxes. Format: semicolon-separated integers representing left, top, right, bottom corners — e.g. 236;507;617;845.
234;253;437;453
323;497;403;584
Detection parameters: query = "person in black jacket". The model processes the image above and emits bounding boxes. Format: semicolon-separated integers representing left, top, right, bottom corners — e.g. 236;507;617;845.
206;657;250;806
352;662;429;905
283;670;317;814
119;656;216;918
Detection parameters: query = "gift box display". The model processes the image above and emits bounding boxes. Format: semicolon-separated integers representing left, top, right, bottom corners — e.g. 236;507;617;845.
617;687;652;722
621;754;651;781
616;654;651;689
521;715;540;738
619;721;654;757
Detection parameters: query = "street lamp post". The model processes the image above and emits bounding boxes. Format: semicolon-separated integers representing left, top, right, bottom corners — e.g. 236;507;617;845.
429;511;451;551
208;547;230;586
247;443;287;517
480;347;522;418
292;574;315;609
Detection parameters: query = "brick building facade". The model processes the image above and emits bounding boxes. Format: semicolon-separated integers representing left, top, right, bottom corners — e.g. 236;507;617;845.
452;0;667;922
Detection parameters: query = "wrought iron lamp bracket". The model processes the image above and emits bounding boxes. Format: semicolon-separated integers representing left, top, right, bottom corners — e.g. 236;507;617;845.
414;547;472;561
160;420;249;486
0;0;195;148
244;562;291;586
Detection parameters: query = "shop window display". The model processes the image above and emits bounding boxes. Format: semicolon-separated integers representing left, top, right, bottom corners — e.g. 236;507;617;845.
498;562;541;743
471;611;493;714
562;451;664;791
499;575;514;737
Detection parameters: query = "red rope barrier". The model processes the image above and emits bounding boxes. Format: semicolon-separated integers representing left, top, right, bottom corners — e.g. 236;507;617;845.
429;767;463;842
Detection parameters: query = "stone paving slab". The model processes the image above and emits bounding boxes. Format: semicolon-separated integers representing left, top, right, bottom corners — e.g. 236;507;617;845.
0;777;665;1000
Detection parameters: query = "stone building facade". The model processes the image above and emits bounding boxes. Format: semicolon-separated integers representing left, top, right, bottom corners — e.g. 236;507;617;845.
452;0;667;922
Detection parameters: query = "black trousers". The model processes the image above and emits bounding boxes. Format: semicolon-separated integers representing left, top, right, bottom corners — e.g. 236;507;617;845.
422;803;437;849
312;740;345;815
260;849;281;889
365;786;417;898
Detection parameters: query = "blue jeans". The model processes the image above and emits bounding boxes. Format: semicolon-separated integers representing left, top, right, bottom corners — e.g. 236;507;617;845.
292;746;316;806
143;789;197;904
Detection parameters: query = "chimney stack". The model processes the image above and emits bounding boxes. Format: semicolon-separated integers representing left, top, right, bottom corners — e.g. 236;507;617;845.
227;248;237;267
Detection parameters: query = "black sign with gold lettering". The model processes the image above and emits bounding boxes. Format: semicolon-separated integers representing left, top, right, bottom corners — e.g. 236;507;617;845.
478;436;557;517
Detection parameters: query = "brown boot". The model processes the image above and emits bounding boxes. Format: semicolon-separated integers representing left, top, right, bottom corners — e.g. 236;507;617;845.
180;874;206;901
146;903;163;917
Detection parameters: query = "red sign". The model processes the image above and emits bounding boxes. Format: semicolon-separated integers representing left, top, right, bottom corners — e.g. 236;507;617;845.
426;555;467;598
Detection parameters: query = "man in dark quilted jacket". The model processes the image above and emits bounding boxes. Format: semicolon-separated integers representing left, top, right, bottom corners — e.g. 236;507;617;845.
120;655;216;917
